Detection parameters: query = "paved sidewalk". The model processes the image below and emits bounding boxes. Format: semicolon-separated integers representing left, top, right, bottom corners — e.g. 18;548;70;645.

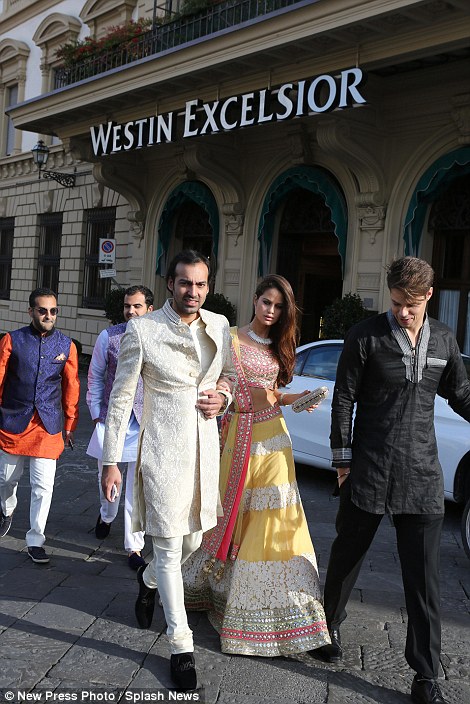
0;373;469;703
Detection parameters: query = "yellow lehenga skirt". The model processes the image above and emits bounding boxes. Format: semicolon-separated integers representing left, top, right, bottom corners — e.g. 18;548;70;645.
183;407;330;656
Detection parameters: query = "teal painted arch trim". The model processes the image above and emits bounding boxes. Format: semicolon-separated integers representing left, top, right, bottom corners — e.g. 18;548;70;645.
156;181;220;275
257;166;348;277
404;146;470;256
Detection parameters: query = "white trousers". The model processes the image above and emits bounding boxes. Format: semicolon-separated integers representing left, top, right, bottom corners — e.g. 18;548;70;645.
0;449;56;547
143;531;203;655
97;460;145;553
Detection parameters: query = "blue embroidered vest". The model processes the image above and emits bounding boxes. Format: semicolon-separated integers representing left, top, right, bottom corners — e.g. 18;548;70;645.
98;322;143;424
0;325;72;435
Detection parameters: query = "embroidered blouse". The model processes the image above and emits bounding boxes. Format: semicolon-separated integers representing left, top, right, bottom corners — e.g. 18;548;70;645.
239;344;278;389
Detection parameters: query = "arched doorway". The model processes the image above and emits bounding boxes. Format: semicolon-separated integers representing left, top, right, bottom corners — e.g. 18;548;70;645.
276;188;343;343
156;181;219;278
428;174;470;354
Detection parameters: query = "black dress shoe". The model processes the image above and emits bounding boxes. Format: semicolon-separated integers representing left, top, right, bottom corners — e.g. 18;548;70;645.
135;565;156;629
411;675;448;704
317;627;343;663
170;652;197;691
95;514;111;539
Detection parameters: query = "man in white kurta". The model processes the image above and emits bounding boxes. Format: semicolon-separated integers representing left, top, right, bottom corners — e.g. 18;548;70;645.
101;251;234;690
86;285;153;570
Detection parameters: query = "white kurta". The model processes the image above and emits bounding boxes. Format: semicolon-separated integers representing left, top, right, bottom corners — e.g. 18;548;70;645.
102;301;234;538
86;327;140;462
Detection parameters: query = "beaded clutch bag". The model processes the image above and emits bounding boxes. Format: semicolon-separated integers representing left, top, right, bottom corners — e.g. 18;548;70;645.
291;386;329;413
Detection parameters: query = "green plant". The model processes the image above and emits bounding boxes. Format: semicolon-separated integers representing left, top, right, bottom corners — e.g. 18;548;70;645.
203;292;237;325
104;288;125;325
320;292;372;340
55;18;153;68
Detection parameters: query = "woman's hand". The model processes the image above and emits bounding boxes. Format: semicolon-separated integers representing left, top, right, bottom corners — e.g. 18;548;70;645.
289;390;319;413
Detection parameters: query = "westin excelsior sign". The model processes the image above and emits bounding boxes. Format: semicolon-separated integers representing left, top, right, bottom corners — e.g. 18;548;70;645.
90;68;367;156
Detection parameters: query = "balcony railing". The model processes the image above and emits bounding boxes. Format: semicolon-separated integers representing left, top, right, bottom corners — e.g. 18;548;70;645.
54;0;305;88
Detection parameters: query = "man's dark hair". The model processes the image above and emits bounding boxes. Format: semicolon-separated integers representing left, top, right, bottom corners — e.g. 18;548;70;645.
29;287;57;308
386;257;434;300
166;250;211;289
124;285;154;308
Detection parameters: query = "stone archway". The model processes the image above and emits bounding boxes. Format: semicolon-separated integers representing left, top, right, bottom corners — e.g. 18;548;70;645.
276;188;343;343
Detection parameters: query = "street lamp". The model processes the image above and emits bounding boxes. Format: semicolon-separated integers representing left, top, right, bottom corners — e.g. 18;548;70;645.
31;140;76;188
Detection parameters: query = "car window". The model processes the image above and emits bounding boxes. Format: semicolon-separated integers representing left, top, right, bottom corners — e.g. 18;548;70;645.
300;345;343;381
294;349;310;376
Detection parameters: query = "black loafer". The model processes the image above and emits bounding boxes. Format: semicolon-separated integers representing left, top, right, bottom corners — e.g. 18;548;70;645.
411;675;448;704
95;514;111;539
128;552;146;571
170;652;197;691
317;627;343;663
135;565;156;629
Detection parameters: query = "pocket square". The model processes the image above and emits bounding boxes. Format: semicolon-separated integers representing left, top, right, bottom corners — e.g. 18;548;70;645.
54;353;67;361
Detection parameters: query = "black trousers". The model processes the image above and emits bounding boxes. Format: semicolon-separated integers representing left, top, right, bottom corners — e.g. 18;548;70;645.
323;480;444;678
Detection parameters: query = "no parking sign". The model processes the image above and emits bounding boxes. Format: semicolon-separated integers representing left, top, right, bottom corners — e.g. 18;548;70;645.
99;238;116;263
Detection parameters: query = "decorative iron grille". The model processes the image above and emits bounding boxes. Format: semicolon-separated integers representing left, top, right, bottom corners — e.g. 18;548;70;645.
54;0;303;88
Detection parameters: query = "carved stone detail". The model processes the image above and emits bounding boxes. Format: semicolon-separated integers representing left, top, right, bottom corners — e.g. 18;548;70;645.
41;190;54;213
92;182;104;208
357;273;381;290
222;203;244;245
357;204;386;244
451;93;470;145
286;124;312;165
128;210;146;245
224;269;241;284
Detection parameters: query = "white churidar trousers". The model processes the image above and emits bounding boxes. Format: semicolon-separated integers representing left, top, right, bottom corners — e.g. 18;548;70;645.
0;449;56;547
143;531;203;654
97;459;144;553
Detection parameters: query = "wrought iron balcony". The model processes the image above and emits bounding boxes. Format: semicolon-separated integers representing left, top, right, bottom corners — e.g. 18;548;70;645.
54;0;306;88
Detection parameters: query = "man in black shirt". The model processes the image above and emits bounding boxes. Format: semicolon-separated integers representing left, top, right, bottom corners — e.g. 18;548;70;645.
319;257;470;704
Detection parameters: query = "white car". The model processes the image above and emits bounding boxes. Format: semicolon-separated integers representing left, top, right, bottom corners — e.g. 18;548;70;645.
281;339;470;558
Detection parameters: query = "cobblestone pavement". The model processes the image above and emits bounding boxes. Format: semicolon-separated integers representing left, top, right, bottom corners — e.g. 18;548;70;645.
0;373;469;703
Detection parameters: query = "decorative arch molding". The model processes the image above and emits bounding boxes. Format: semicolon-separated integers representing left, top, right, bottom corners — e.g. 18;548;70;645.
403;146;470;255
316;119;386;207
257;165;348;276
80;0;137;36
33;14;82;65
0;38;29;81
174;142;245;210
156;181;219;276
92;160;147;233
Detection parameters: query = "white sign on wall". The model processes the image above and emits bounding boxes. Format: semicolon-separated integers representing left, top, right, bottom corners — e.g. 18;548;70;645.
99;238;116;263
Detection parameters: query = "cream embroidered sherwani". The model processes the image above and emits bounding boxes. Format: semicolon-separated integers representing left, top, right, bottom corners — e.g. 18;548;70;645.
102;300;234;537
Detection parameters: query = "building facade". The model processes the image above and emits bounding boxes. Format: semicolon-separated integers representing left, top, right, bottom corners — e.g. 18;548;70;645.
2;0;470;352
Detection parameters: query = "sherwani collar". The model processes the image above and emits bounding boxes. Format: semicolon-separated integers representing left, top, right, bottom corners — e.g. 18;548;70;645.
162;298;213;329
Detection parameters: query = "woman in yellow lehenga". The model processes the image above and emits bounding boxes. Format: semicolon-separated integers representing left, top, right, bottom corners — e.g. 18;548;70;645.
183;275;330;657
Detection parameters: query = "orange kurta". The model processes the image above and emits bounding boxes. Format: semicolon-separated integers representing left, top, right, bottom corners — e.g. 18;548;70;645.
0;332;79;460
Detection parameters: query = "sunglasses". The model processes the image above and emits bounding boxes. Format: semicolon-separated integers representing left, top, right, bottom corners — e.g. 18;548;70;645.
35;307;59;316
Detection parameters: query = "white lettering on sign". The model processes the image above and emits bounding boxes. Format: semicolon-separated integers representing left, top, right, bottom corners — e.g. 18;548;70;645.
90;68;367;156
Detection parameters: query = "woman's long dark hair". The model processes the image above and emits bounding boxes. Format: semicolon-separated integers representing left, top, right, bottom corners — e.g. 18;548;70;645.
253;274;299;387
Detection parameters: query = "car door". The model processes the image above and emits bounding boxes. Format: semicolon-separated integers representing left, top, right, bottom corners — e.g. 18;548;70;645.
281;342;343;468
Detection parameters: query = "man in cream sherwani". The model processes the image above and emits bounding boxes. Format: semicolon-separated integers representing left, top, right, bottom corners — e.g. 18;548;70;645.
101;250;234;691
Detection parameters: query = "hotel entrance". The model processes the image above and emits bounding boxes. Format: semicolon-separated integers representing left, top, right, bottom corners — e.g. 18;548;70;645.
276;188;343;344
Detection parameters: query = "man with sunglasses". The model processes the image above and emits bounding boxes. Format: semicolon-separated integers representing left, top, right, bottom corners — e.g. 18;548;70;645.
0;287;79;563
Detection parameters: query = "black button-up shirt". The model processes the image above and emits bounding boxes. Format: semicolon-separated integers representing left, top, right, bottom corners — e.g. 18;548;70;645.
330;312;470;514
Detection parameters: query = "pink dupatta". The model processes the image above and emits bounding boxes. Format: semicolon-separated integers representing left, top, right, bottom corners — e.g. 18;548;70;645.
201;328;253;568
